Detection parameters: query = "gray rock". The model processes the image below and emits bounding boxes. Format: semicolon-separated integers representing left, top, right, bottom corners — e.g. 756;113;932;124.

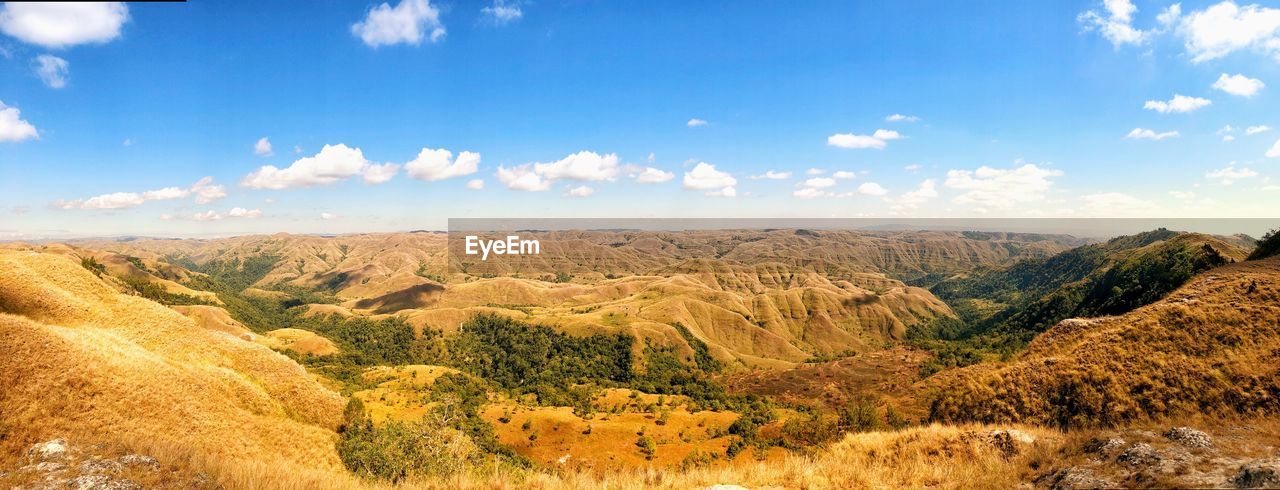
1036;466;1115;490
117;454;159;469
25;439;69;463
1118;442;1161;467
1083;436;1126;457
79;458;124;475
67;474;141;490
1231;464;1280;489
1165;427;1213;448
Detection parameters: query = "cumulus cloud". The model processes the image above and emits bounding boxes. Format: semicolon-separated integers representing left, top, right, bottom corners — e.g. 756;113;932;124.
890;179;938;210
242;144;391;189
827;129;902;149
1246;125;1271;135
566;185;594;198
857;182;888;196
904;164;922;172
253;137;273;156
33;54;68;88
1178;1;1280;63
495;164;550;191
55;176;225;210
533;151;620;181
190;207;262;222
1205;164;1258;184
362;162;401;184
481;0;522;25
750;170;791;180
0;2;128;48
466;179;484;190
1143;94;1211;113
793;187;827;199
320;212;338;220
0;100;38;142
806;168;825;175
803;177;836;188
404;147;480;181
1213;73;1265;96
352;0;445;47
1080;192;1158;216
945;163;1064;210
635;167;674;184
1269;138;1280;157
885;114;920;122
832;171;856;179
687;118;708;127
682;162;737;197
1126;128;1180;140
1078;0;1147;47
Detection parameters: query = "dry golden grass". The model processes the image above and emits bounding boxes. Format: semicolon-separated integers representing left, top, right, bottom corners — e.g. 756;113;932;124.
0;249;348;485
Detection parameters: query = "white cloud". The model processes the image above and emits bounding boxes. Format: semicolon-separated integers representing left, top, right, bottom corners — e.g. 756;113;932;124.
495;164;550;191
945;163;1063;210
802;177;836;188
362;162;400;184
481;0;522;25
241;144;380;189
832;171;856;179
0;2;128;48
890;179;938;210
191;177;226;205
1213;73;1265;96
466;179;484;190
404;147;480;181
806;168;825;175
635;167;674;184
191;208;261;221
566;185;595;198
1125;127;1180;140
1224;135;1236;141
1206;164;1258;184
687;118;708;127
904;164;921;173
351;0;445;47
533;151;620;181
55;176;225;210
857;182;888;196
1178;1;1280;63
33;54;68;89
122;138;133;146
885;114;920;122
320;212;338;220
1143;94;1211;113
1246;125;1271;135
1078;0;1147;47
683;162;737;197
1266;138;1280;157
750;170;791;180
1157;3;1183;27
253;137;273;156
793;187;827;199
1080;192;1158;216
0;100;38;142
1169;190;1196;200
827;129;903;149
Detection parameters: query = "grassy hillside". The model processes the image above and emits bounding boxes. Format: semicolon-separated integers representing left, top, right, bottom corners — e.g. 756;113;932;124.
929;256;1280;428
0;248;355;486
912;230;1249;374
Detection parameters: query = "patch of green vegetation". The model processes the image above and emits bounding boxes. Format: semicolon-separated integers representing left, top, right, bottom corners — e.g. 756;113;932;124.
120;277;212;306
80;256;105;277
1247;228;1280;261
672;323;724;373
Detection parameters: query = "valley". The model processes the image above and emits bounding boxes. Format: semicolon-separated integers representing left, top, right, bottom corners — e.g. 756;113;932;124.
1;226;1278;489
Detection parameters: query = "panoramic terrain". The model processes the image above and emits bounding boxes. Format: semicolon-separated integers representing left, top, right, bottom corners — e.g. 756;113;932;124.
1;226;1278;488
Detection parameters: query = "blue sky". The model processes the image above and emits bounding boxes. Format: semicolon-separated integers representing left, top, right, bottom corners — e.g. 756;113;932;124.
1;0;1278;238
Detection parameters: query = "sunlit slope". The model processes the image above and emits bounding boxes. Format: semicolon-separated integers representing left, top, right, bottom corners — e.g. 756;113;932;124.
0;249;346;475
930;256;1280;428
